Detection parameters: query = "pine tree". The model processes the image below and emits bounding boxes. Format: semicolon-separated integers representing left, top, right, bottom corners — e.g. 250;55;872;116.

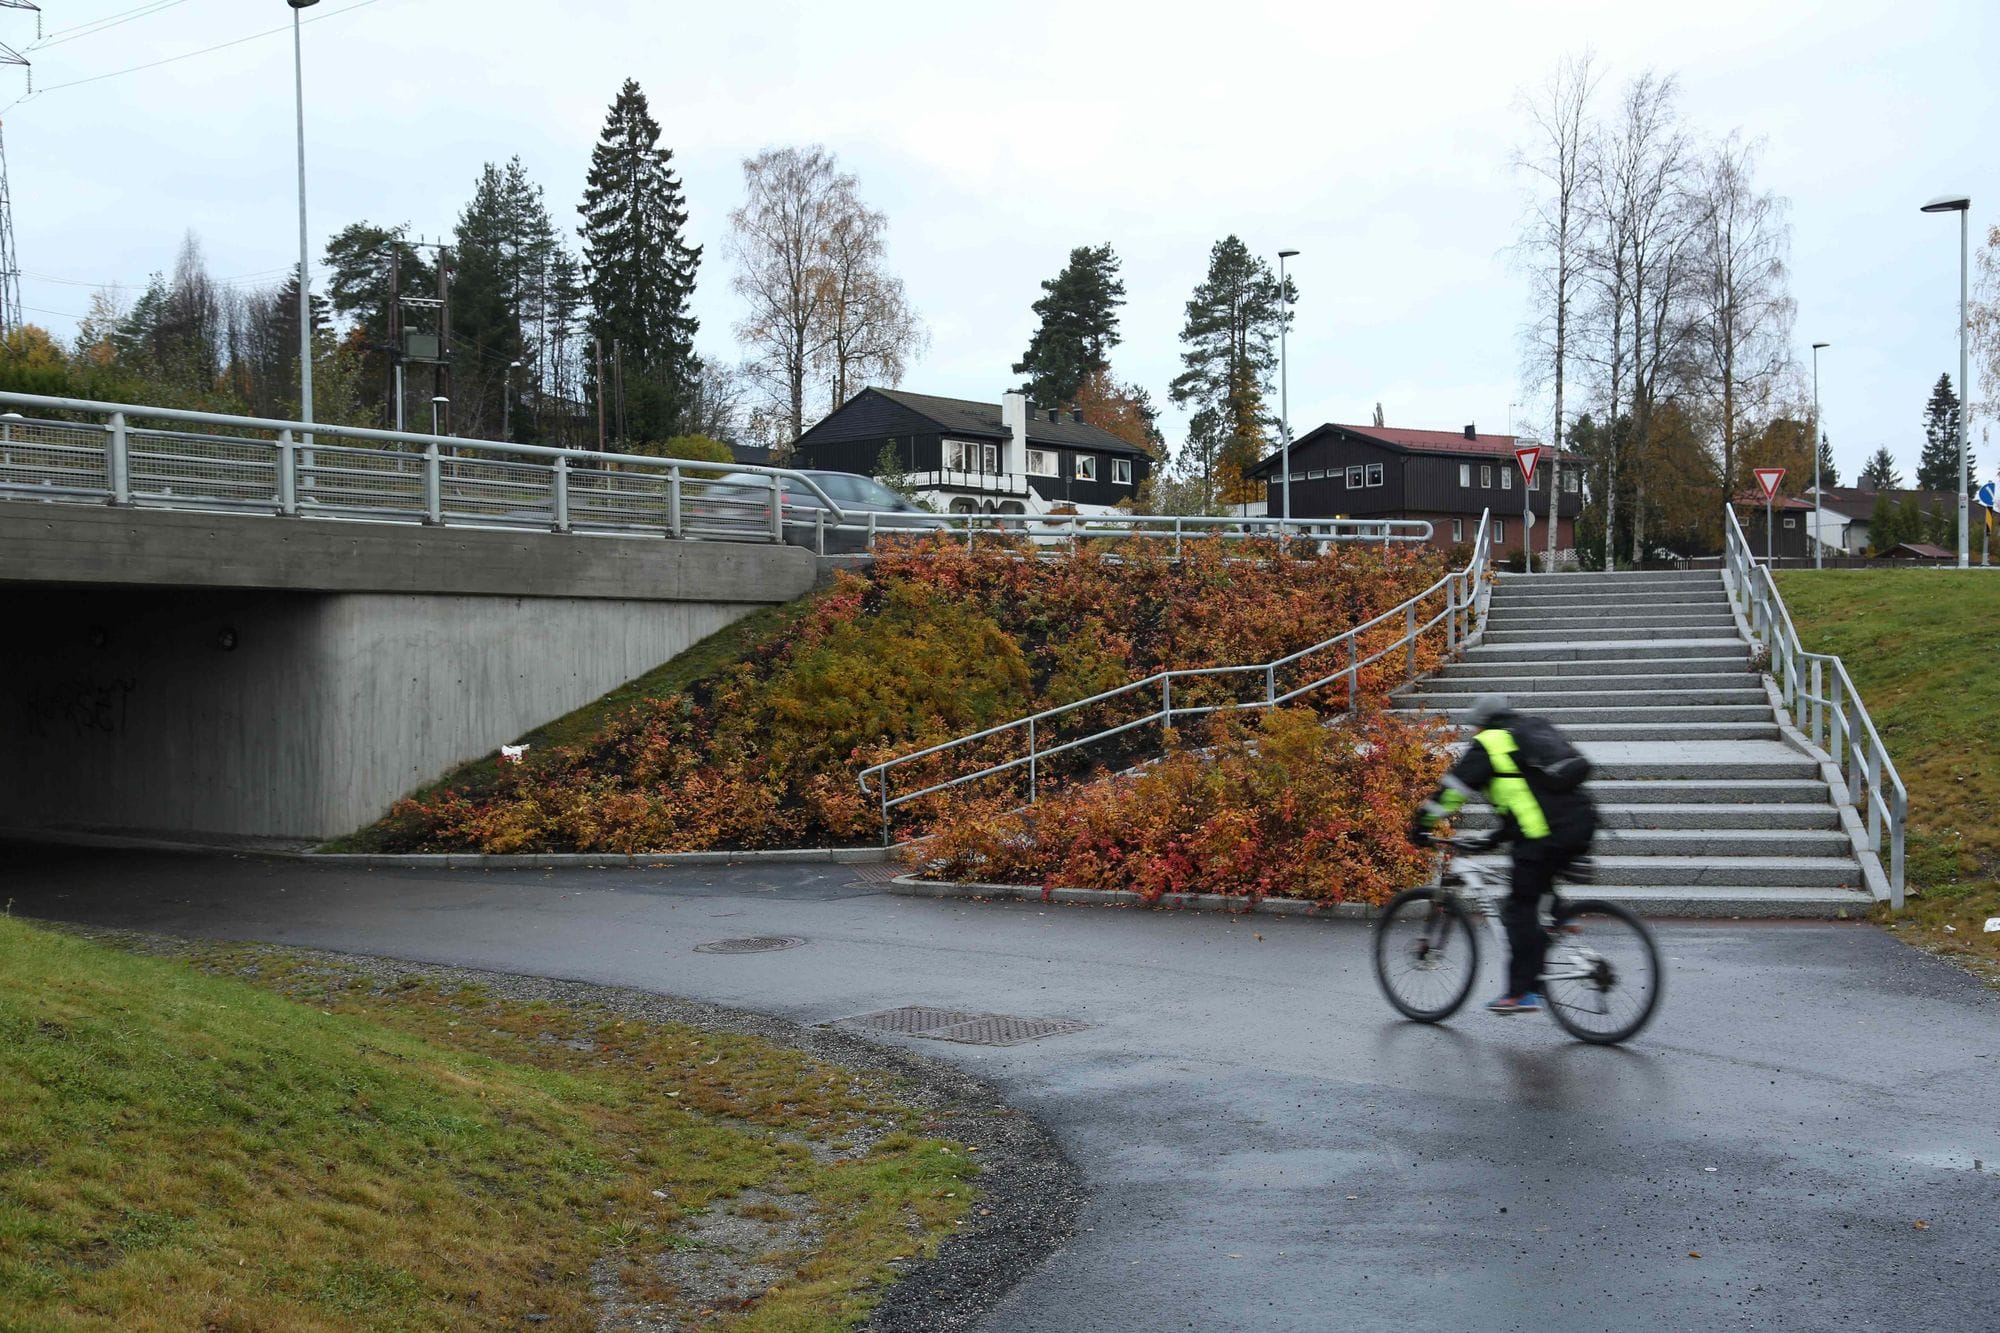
452;164;527;439
1917;373;1972;492
579;79;702;444
1168;236;1294;506
1858;447;1901;490
322;221;436;427
1013;244;1125;407
1816;432;1838;487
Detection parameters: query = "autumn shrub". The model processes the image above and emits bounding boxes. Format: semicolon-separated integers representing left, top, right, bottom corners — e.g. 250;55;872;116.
915;707;1453;905
376;533;1450;853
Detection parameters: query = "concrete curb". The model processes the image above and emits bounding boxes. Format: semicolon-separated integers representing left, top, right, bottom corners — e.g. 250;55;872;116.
0;827;896;868
1760;677;1893;905
884;873;1376;919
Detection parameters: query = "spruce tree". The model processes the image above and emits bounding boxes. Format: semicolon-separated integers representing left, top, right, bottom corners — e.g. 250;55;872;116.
1168;236;1294;506
1013;243;1125;407
1858;446;1901;490
1816;431;1838;487
1917;373;1971;492
452;164;527;439
579;79;702;443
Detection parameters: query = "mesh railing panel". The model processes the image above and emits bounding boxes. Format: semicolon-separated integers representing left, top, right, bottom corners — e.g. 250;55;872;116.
0;420;109;495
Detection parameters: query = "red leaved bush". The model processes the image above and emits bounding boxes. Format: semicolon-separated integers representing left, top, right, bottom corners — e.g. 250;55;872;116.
375;533;1450;854
914;707;1453;905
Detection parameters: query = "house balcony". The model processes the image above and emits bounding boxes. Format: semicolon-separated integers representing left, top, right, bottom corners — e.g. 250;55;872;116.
909;468;1031;498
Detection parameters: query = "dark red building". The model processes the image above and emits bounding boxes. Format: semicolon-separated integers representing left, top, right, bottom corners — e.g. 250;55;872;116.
1247;422;1582;553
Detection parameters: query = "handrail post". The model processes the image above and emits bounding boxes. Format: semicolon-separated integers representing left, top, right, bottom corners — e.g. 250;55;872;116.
1265;663;1276;706
1446;576;1459;653
1890;789;1906;909
879;772;891;848
1405;601;1418;681
1809;658;1823;748
1174;516;1183;559
275;428;298;516
423;441;442;525
1347;634;1359;711
815;507;826;556
107;412;130;506
1866;747;1883;851
668;466;683;538
868;510;877;552
1830;671;1845;772
1027;717;1038;804
552;456;571;533
768;473;784;543
1162;676;1172;733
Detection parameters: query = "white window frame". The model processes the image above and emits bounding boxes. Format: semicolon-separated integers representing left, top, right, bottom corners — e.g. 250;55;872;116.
1074;454;1096;481
1501;467;1513;491
1481;465;1493;488
1452;518;1464;542
1495;518;1505;543
1783;516;1797;529
1346;465;1364;488
944;439;971;470
1112;457;1133;485
1564;469;1580;494
1026;448;1059;477
1459;463;1472;487
1307;469;1325;480
982;442;999;473
1365;463;1384;487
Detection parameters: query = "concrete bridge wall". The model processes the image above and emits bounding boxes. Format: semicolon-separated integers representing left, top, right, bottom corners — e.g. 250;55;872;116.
0;506;816;842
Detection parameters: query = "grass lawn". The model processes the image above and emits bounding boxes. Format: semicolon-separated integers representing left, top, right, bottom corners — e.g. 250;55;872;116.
1775;568;2000;978
0;917;973;1330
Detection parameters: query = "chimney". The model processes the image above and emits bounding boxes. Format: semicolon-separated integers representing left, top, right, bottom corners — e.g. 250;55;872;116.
1047;408;1059;423
1001;390;1028;474
1463;423;1478;440
1071;408;1084;423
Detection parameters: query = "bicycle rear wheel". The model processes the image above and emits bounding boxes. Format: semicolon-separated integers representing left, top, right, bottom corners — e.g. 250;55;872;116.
1373;887;1480;1022
1543;899;1663;1045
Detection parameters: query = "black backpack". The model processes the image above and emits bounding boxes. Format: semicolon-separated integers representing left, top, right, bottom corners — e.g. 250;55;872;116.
1507;714;1593;793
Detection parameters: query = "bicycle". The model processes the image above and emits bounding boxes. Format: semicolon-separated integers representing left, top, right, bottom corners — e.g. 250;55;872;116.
1372;833;1664;1045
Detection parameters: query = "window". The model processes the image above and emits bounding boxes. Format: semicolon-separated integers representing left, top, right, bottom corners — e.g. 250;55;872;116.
1501;468;1512;491
1564;469;1580;494
1027;448;1058;477
1459;463;1472;487
1452;518;1464;542
1307;469;1325;480
943;439;970;470
1347;465;1364;488
1365;463;1383;487
1783;517;1797;529
983;442;999;472
1113;458;1133;485
1495;519;1505;543
1480;465;1493;488
1075;454;1096;481
1528;470;1541;491
946;439;998;472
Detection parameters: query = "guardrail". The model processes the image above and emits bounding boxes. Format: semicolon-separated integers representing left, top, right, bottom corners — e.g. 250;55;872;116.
1722;504;1907;906
0;392;1434;556
856;511;1493;843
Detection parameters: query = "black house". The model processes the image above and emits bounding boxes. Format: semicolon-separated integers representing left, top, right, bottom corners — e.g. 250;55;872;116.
789;388;1153;514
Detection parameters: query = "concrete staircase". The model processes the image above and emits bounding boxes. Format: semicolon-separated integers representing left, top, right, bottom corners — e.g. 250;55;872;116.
1393;569;1871;918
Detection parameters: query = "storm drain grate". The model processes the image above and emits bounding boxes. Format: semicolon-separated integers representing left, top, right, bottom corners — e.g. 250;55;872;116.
694;936;806;954
844;1006;1088;1046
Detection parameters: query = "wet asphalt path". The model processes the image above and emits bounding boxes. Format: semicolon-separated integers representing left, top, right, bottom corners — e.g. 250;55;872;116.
6;844;1996;1331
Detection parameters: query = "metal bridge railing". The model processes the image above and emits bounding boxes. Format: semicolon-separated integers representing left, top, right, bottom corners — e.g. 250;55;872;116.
0;392;1438;556
856;511;1494;843
1722;504;1907;906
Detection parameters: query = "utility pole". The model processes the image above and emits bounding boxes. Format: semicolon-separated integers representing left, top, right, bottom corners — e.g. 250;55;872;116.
594;335;606;452
388;244;404;431
613;338;627;449
0;5;37;338
289;0;317;433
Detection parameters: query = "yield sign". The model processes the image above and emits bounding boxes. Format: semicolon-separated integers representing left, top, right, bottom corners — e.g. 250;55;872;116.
1515;445;1543;485
1754;467;1785;501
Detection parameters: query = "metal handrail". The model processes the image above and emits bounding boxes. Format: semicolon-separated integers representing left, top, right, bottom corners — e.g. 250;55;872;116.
857;511;1495;841
1721;504;1907;905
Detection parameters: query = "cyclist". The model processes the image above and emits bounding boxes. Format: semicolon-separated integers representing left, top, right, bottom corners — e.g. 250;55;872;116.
1407;693;1598;1015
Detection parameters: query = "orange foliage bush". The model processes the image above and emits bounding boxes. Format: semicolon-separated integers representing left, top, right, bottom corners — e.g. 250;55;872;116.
378;533;1451;854
914;707;1453;905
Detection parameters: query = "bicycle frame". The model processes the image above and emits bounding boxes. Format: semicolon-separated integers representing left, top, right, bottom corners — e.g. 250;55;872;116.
1432;845;1608;992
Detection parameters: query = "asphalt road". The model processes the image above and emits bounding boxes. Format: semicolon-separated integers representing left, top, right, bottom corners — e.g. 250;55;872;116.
7;843;1997;1331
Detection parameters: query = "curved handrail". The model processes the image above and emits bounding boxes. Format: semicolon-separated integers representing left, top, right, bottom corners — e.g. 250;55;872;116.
1722;505;1907;905
856;510;1495;840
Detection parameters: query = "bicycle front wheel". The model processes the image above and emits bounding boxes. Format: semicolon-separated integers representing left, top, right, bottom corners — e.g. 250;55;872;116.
1543;899;1664;1045
1373;886;1480;1022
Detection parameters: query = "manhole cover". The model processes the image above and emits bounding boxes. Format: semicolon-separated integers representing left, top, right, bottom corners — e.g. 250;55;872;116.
693;936;805;954
844;1006;1088;1047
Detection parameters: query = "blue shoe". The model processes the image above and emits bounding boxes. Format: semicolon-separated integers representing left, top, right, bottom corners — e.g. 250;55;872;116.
1487;992;1542;1015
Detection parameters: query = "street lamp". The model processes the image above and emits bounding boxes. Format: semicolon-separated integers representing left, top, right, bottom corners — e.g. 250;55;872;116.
1277;249;1298;546
502;360;522;440
1811;342;1829;568
1920;192;1971;568
288;0;318;433
431;395;449;438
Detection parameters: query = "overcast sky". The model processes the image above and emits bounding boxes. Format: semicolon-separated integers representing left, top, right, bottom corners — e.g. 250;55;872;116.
7;0;1995;485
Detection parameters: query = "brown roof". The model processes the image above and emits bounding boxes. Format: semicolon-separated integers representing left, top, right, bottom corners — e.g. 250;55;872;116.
1812;485;1955;515
1250;422;1576;477
1733;492;1816;511
1885;542;1955;558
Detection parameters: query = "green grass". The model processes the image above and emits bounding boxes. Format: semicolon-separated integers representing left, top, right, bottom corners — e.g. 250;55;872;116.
322;599;814;852
1775;568;2000;975
0;918;973;1330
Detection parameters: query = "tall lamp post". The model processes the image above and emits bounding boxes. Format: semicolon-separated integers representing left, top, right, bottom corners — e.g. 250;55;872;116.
1277;249;1298;546
431;395;449;437
1920;193;1971;569
1811;341;1829;568
288;0;318;432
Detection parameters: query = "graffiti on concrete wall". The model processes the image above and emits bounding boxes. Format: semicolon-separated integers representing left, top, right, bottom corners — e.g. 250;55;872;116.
19;675;137;739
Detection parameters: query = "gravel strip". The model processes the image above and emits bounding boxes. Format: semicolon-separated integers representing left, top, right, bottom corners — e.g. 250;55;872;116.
62;926;1083;1333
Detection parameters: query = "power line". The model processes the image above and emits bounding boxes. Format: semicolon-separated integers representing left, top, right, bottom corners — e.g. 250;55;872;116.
32;0;190;50
4;0;390;110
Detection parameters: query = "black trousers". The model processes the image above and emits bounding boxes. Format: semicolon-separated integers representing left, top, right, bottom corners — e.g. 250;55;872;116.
1504;839;1589;996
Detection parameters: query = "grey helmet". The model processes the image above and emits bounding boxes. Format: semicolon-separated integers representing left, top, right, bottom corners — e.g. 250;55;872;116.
1460;693;1510;729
